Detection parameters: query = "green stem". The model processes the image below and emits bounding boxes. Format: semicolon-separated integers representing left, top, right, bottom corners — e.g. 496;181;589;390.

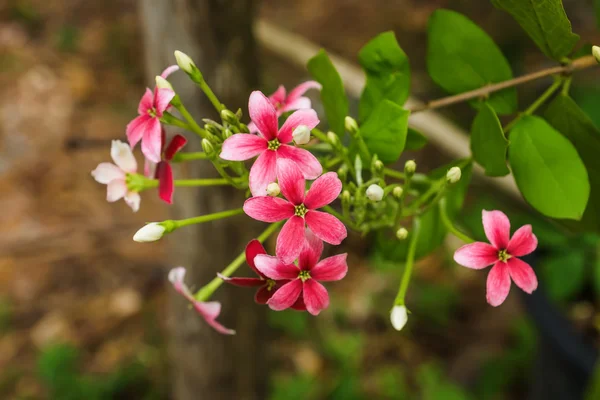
141;178;236;189
323;205;358;231
174;208;244;229
160;114;191;130
174;101;210;139
311;128;329;143
324;157;343;170
439;198;475;243
504;78;563;133
394;217;421;306
198;79;224;112
172;152;209;162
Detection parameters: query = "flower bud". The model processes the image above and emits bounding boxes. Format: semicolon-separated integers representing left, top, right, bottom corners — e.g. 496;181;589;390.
404;160;416;177
266;182;280;197
222;128;233;140
366;184;384;202
174;50;197;75
341;190;351;205
201;139;215;156
396;227;408;240
327;131;340;148
133;222;165;243
220;109;238;125
204;123;221;137
292;125;311;145
344;116;359;134
372;159;384;174
593;46;600;64
337;165;348;181
390;305;408;331
155;75;173;90
393;186;404;199
446;166;462;184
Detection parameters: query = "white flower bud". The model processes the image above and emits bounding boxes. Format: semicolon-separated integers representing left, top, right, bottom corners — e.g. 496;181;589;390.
155;75;173;90
396;227;408;240
266;182;280;197
393;186;404;199
133;223;166;242
366;184;384;202
292;125;311;145
390;305;408;331
404;160;416;175
174;50;196;74
593;46;600;64
446;166;462;184
344;116;358;134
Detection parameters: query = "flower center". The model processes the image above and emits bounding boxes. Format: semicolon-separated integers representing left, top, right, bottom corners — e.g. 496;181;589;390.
266;279;276;291
298;270;311;282
147;107;157;118
498;249;511;263
267;139;281;151
294;204;307;217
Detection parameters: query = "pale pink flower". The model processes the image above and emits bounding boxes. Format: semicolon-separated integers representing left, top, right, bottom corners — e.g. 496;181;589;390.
220;91;322;196
91;140;141;212
243;159;346;264
254;229;347;315
168;267;235;335
454;210;538;307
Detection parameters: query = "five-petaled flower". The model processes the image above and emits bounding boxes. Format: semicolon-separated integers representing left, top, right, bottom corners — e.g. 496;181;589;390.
168;267;235;335
220;91;322;196
91;140;141;212
244;158;347;264
254;229;347;315
453;210;538;307
127;66;178;163
152;131;187;204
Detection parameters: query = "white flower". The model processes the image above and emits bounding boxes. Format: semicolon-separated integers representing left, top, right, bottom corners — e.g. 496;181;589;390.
390;305;408;331
155;75;173;90
174;50;196;74
366;184;384;202
292;125;311;145
446;166;462;184
133;223;166;242
266;182;281;197
593;46;600;64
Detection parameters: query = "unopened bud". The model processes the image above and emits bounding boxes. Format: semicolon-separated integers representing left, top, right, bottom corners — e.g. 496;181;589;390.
593;46;600;64
327;131;340;148
220;109;238;125
446;166;461;184
266;182;280;197
366;184;384;201
292;125;311;145
204;124;221;137
201;139;215;156
337;165;348;181
174;50;197;75
372;159;384;173
345;116;359;134
341;190;351;205
396;227;408;240
155;75;173;90
222;129;233;140
393;186;404;199
133;222;165;243
235;108;243;120
390;305;408;331
404;160;416;176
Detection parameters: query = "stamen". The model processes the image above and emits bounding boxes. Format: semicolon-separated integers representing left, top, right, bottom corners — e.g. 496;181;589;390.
267;139;281;151
294;204;307;217
298;270;310;282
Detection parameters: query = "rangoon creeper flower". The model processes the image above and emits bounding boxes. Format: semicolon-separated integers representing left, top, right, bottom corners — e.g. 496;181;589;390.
244;159;347;263
169;267;235;335
133;222;166;242
254;229;348;315
220;91;322;196
390;305;408;331
91;140;141;212
454;210;538;307
154;132;188;204
366;184;384;201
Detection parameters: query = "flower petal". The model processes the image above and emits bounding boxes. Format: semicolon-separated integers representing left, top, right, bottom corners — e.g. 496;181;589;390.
243;196;294;222
160;65;179;78
124;191;141;212
164;134;187;161
217;273;265;287
286;81;321;103
281;97;312;113
106;179;127;202
249;91;279;140
267;279;303;311
269;85;286;106
290;295;307;311
220;134;267;161
168;267;193;299
156;161;174;204
302;279;329;315
255;285;274;304
304;172;342;210
277;145;323;180
276;216;306;264
110;140;137;173
141;117;163;163
249;150;278;197
507;225;538;257
277;109;320;144
482;210;510;249
254;254;300;280
154;88;175;114
193;301;236;335
245;239;267;277
305;210;347;245
507;257;538;294
91;163;125;184
144;159;157;178
276;158;305;205
486;262;511;307
137;88;154;115
298;228;323;270
126;114;151;148
310;254;348;281
453;242;498;269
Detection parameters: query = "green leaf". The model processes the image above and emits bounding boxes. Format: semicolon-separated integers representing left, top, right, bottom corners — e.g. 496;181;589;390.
358;31;410;122
540;249;586;302
307;49;348;135
359;100;409;163
470;102;510;177
405;128;428;150
508;115;590;220
427;9;517;115
491;0;579;61
545;94;600;232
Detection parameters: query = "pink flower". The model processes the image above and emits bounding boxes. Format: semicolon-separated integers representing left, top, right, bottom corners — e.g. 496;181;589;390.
91;140;141;212
453;210;538;307
126;66;178;163
220;91;322;196
254;229;347;315
243;158;347;264
154;132;187;204
168;267;235;335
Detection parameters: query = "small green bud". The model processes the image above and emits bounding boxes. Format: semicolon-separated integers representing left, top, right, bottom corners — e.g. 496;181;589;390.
593;46;600;64
345;116;359;134
222;129;233;140
396;227;408;240
220;109;239;125
239;123;250;133
372;158;384;174
201;139;215;156
204;123;221;137
327;131;340;148
337;165;348;181
404;160;417;176
393;186;404;199
235;108;243;120
446;166;461;184
341;190;351;205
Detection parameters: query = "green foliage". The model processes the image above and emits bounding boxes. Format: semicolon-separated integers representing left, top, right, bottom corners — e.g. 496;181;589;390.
56;24;80;53
491;0;579;61
269;374;318;400
540;249;586;302
358;31;410;122
417;363;473;400
413;282;459;326
308;50;348;135
427;9;517;115
268;309;309;338
405;128;428;151
508;116;590;220
470;102;509;177
371;366;409;399
359;100;409;163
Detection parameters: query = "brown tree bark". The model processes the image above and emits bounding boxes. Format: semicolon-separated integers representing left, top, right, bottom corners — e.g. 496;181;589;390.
137;1;266;399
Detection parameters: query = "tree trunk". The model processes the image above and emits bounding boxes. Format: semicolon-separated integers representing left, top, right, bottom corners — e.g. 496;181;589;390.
137;1;266;399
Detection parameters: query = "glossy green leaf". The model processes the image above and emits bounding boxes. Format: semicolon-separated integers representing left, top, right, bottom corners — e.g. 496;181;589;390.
427;9;517;115
307;50;348;135
540;250;586;302
491;0;579;60
508;116;589;220
405;127;428;150
470;102;510;177
359;100;409;163
358;31;410;122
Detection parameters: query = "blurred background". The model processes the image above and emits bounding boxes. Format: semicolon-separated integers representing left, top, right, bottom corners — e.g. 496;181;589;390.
2;0;600;399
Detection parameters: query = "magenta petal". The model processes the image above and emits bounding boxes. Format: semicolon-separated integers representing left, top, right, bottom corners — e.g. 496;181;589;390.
218;274;265;287
298;229;324;271
164;134;187;161
304;172;342;210
507;225;538;257
193;301;235;335
160;65;179;78
482;210;510;249
305;210;347;245
290;295;307;311
276;158;306;205
245;239;267;277
254;254;300;280
507;257;538;294
281;97;311;113
126;115;150;148
138;88;154;115
310;254;348;281
243;196;294;222
276;216;306;264
154;88;175;114
453;242;499;269
269;85;286;106
249;150;278;196
286;81;321;103
141;118;163;163
156;162;174;204
486;262;511;307
302;279;329;315
277;109;320;144
220;134;267;161
255;285;274;304
277;145;323;180
249;91;279;140
267;279;303;311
